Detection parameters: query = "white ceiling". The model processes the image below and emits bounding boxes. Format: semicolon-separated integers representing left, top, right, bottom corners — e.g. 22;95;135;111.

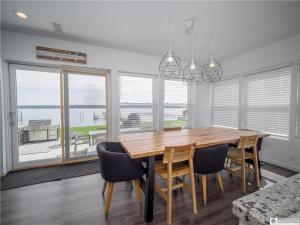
2;1;300;63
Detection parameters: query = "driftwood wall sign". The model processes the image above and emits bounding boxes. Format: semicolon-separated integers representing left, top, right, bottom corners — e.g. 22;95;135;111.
36;46;87;64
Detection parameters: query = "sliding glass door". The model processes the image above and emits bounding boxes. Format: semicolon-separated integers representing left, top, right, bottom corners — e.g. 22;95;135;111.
10;65;62;167
10;64;108;168
64;71;107;159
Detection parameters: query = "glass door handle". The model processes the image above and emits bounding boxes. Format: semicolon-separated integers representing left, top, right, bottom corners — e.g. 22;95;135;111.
9;112;16;126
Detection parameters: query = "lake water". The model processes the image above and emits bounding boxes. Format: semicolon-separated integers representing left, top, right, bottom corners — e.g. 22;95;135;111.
18;107;187;127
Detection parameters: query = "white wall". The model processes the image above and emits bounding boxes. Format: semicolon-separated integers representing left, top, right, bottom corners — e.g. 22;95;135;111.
1;60;12;175
2;30;164;142
221;33;300;172
1;30;209;171
0;29;3;175
5;29;298;172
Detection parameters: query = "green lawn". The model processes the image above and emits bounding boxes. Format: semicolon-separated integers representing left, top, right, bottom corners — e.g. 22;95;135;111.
70;125;106;136
140;119;188;129
164;120;188;128
68;119;187;135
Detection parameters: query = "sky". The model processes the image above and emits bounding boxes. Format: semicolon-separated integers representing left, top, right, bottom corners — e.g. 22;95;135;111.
16;70;106;106
16;70;188;106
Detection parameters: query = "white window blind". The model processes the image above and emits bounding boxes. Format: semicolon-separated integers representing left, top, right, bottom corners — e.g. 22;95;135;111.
211;78;240;128
119;75;157;132
164;80;192;128
297;64;300;137
244;67;291;137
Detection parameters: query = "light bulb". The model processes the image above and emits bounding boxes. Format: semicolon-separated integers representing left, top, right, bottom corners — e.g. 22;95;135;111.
15;11;28;19
167;56;174;63
209;62;215;68
190;63;196;70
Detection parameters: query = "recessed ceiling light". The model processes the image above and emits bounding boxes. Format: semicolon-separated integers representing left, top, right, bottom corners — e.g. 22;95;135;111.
14;10;28;20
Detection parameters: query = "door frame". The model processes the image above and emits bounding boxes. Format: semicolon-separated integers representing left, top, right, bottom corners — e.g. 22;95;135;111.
61;66;110;161
9;64;62;168
9;63;110;169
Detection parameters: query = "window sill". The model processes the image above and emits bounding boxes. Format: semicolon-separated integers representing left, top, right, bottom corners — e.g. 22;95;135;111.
119;128;156;134
266;135;289;141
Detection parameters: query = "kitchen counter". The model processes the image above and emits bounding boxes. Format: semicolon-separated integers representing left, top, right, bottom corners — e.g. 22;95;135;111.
233;173;300;225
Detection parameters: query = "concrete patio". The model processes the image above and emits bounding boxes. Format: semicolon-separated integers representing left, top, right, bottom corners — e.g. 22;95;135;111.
19;140;97;163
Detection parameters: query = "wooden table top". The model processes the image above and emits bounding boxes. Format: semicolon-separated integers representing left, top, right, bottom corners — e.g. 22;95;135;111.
118;127;270;159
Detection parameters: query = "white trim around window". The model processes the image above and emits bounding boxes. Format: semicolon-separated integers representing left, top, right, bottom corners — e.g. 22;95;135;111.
211;62;294;138
163;79;193;129
242;66;292;137
117;72;194;133
118;72;159;133
296;63;300;137
211;75;240;129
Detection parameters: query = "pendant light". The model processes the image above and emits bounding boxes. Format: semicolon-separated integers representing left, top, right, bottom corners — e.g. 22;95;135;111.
202;30;223;82
182;19;203;85
159;16;182;79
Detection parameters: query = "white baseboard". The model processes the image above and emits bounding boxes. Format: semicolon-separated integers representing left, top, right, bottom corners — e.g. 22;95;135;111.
1;168;8;177
260;156;300;173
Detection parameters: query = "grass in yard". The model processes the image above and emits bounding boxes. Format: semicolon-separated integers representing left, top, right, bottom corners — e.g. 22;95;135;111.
66;120;187;135
140;119;188;129
70;125;106;135
164;120;188;128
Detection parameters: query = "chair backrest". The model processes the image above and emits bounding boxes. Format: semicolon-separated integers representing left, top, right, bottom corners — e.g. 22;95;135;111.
96;142;143;182
239;129;263;151
163;143;196;164
164;127;182;132
238;135;259;151
193;144;229;174
97;142;125;153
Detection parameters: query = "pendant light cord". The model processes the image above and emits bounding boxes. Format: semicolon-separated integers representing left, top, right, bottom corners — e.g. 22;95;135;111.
191;29;194;61
210;29;214;57
168;15;172;51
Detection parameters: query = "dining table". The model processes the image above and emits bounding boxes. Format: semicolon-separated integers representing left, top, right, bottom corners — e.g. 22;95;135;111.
118;127;269;223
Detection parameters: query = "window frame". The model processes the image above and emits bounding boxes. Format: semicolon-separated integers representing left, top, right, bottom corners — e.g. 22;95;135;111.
296;63;300;138
211;63;294;138
242;66;292;138
163;78;193;129
211;75;241;129
118;72;159;134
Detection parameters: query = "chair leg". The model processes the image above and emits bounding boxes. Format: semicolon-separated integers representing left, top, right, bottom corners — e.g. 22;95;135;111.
133;180;142;206
202;175;207;206
105;182;114;217
228;159;233;178
216;173;224;193
189;159;197;214
241;161;246;194
167;164;173;225
102;181;107;196
253;150;261;188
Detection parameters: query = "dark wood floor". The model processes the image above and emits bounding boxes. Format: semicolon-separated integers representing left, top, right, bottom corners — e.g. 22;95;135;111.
1;164;296;225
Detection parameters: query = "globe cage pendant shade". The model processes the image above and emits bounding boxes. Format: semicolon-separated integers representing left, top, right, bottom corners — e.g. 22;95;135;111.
159;16;182;78
203;30;223;82
182;59;203;85
159;51;182;78
202;56;223;82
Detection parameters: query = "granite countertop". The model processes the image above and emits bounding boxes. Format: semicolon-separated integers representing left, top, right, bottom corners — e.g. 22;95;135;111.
233;173;300;225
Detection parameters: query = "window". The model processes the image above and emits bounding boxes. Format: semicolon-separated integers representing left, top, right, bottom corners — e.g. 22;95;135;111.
244;67;291;137
119;75;156;132
297;64;300;137
164;80;192;128
211;78;240;128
